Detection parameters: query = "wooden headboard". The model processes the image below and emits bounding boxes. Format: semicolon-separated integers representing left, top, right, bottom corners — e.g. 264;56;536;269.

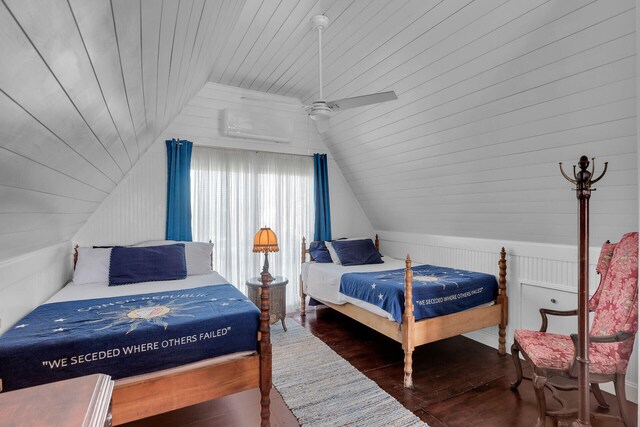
301;234;380;263
73;244;79;270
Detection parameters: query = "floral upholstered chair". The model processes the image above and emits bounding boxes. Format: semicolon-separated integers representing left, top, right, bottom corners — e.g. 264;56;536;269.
511;232;638;427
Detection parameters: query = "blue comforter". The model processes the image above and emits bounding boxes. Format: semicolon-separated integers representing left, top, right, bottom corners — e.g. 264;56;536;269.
0;284;259;392
340;264;498;323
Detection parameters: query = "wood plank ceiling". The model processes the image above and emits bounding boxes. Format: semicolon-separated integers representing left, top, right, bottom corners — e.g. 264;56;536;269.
210;0;638;245
0;0;636;262
0;0;245;260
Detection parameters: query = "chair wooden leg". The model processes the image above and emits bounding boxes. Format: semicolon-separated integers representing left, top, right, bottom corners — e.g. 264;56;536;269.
590;383;609;409
532;371;548;427
615;373;634;427
510;341;523;390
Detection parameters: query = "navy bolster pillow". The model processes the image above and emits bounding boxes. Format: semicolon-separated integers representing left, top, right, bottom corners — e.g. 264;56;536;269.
331;239;383;266
109;244;187;286
309;241;333;263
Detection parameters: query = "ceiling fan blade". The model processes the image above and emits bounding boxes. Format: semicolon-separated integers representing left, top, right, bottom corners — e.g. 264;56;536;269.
313;118;331;134
326;91;397;111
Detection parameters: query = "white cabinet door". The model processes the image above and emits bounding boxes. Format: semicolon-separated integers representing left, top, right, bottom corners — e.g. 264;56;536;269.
520;283;581;335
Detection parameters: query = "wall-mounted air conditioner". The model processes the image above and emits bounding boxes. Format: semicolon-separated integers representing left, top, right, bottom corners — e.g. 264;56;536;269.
223;109;294;143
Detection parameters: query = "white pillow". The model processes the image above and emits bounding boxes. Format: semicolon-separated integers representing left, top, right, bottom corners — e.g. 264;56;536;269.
324;241;341;265
134;240;213;275
73;247;112;284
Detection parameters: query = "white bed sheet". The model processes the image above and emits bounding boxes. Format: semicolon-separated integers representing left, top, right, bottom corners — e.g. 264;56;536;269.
302;257;415;321
46;272;230;304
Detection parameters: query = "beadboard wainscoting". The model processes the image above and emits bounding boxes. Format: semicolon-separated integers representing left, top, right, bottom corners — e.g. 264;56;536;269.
377;230;638;402
0;242;71;335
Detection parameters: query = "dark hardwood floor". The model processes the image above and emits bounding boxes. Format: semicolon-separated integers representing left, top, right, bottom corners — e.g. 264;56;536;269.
299;307;636;427
125;307;637;426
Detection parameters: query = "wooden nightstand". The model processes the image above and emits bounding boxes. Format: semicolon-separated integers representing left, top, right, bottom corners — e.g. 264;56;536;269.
0;374;114;426
246;276;289;331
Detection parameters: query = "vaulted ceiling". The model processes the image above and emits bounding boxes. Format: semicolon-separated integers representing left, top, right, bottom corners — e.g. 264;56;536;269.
0;0;637;263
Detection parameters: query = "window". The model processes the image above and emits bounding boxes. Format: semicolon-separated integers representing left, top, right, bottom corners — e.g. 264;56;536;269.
191;147;313;310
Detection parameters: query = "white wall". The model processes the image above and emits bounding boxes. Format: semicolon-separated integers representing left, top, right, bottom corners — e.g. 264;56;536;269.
378;230;638;402
73;81;372;249
71;83;372;317
0;242;72;335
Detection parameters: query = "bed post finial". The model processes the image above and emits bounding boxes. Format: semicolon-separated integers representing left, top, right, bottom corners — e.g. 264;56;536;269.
402;254;415;389
259;272;272;427
375;234;380;251
497;247;508;356
300;237;307;317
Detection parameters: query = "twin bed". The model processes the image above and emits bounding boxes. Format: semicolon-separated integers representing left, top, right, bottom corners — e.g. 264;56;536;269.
0;243;273;426
300;235;508;388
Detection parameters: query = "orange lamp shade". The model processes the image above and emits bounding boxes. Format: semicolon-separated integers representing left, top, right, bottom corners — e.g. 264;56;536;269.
252;227;279;253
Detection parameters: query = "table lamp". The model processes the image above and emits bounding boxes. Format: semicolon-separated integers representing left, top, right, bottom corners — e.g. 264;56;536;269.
253;227;279;281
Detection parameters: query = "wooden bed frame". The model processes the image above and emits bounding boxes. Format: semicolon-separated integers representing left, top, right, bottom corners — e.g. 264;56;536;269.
70;246;272;426
299;235;508;388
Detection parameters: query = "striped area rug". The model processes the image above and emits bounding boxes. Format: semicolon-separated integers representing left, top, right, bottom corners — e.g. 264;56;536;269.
271;321;427;427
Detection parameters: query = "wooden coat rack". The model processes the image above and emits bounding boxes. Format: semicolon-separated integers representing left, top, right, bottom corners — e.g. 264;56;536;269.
559;155;608;427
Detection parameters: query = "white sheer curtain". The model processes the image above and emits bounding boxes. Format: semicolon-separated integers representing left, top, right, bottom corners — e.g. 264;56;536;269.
190;146;314;311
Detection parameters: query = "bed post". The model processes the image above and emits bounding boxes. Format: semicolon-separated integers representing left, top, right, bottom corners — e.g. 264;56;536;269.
259;271;272;427
402;254;415;389
374;234;380;251
73;244;79;270
300;237;307;317
497;247;508;356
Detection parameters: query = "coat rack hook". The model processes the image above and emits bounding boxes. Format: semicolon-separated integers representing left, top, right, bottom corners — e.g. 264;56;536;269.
559;162;578;185
591;161;608;184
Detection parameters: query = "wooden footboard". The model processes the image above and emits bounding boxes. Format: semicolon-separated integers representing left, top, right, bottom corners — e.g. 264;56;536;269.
112;354;260;425
401;247;508;387
111;272;273;425
300;236;508;390
71;249;272;426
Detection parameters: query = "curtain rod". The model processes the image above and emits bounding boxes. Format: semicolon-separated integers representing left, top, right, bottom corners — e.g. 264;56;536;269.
192;144;316;158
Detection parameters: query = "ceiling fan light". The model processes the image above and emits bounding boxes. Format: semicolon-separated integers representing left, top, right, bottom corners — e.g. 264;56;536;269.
309;102;332;120
309;109;331;121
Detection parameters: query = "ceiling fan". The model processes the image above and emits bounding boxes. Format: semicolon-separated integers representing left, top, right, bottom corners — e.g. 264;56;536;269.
305;15;397;132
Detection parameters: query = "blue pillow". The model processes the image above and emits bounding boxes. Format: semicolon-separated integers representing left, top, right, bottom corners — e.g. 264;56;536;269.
331;239;383;266
309;241;333;263
109;244;187;286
